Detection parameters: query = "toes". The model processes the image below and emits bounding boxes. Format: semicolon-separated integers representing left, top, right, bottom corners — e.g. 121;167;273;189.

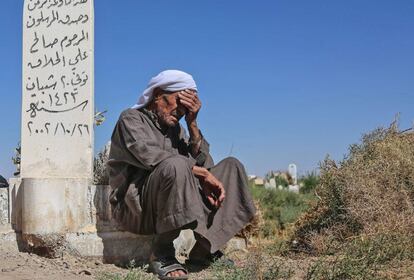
167;269;186;277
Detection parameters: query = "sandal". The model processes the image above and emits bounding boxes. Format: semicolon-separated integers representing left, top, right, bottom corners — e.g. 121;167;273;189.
149;257;189;280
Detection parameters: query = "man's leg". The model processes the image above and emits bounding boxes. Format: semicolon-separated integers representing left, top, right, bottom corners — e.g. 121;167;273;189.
190;157;256;258
142;155;207;234
151;229;181;259
142;156;206;278
149;229;186;278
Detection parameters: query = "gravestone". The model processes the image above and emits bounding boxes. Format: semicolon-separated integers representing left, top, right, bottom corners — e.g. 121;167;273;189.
269;178;276;188
288;184;299;193
21;0;94;255
288;163;297;185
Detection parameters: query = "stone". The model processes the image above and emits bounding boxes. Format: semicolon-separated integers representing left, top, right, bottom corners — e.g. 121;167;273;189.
174;229;196;260
21;0;94;256
288;185;300;193
224;237;248;254
264;178;276;190
269;178;276;188
254;178;264;186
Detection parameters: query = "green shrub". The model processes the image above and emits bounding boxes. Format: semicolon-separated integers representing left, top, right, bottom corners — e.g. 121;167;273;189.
250;187;316;236
275;176;289;188
299;172;320;194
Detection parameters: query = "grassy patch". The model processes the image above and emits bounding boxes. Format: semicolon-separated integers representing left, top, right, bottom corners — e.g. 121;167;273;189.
211;250;293;280
299;171;320;194
97;263;157;280
250;186;316;237
306;234;414;280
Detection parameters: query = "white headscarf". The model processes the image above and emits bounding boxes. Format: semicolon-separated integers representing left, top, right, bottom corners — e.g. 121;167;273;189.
132;70;198;109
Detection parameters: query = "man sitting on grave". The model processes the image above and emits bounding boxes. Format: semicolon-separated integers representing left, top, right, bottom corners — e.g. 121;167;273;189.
107;70;256;279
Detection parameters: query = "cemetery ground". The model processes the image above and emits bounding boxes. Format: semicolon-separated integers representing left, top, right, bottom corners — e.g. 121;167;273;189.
2;124;414;279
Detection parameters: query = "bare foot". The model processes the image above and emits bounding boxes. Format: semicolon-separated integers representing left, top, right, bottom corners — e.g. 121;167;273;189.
149;253;187;278
167;269;187;277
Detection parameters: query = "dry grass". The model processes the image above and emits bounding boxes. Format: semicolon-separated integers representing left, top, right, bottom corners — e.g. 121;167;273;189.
237;200;264;241
293;123;414;254
94;142;110;185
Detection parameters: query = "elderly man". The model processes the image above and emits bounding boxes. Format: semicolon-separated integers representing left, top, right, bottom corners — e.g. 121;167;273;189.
107;70;255;279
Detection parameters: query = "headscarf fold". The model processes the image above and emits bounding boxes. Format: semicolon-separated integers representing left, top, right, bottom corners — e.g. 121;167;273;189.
132;70;198;109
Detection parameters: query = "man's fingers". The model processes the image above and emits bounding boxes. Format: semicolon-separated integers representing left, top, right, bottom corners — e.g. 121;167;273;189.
179;99;196;110
184;89;197;96
179;95;195;106
219;191;225;203
179;98;200;114
218;187;225;204
207;195;216;207
179;93;198;105
179;92;201;115
180;91;199;103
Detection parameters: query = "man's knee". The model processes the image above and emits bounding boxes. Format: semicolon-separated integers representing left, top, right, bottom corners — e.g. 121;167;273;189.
220;156;244;170
156;156;192;181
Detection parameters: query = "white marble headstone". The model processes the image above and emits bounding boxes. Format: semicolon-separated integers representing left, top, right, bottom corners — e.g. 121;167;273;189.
288;163;297;185
21;0;94;178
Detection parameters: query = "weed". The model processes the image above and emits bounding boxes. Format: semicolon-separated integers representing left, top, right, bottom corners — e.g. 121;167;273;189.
306;234;414;280
299;171;320;194
97;269;157;280
211;249;293;280
94;142;110;185
293;124;414;254
97;262;157;280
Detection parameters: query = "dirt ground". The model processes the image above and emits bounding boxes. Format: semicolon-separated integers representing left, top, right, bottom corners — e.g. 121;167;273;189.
0;241;124;280
4;240;413;280
0;240;313;280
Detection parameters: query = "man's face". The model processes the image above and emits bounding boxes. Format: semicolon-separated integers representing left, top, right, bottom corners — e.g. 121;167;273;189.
152;90;187;128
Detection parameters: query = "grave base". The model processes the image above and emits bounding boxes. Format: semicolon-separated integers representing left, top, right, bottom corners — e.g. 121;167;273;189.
0;181;247;263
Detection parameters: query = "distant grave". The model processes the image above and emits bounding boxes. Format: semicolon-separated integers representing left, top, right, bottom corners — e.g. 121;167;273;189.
288;164;297;185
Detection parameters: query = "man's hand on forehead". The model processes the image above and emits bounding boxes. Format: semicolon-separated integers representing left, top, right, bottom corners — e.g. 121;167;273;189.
178;89;198;104
178;89;201;124
178;88;197;98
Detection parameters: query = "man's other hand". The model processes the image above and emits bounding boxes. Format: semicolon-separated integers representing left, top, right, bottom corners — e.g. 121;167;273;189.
178;89;201;124
192;166;225;208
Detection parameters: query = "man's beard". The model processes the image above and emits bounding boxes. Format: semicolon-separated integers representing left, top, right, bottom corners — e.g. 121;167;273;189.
157;109;183;128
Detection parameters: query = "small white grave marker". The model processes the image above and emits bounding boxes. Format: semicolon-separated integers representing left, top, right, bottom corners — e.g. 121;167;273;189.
288;164;298;185
269;178;276;188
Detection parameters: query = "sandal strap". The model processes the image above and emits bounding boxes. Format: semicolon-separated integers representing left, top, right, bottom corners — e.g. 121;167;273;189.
149;257;188;278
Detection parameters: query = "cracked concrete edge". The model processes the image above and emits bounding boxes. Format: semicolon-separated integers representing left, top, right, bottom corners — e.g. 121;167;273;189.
0;188;9;225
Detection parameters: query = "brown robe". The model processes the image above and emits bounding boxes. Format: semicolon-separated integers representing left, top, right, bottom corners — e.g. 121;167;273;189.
107;108;256;252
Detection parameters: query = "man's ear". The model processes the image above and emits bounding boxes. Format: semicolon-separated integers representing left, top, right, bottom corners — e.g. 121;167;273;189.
152;87;163;100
